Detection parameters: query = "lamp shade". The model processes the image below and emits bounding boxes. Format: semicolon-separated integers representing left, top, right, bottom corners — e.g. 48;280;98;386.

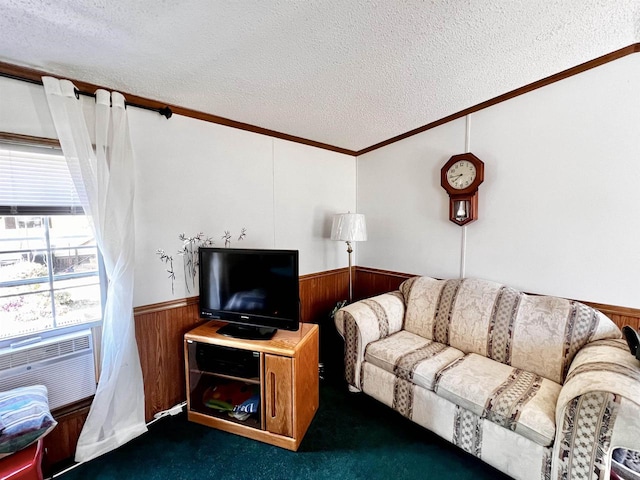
331;213;367;242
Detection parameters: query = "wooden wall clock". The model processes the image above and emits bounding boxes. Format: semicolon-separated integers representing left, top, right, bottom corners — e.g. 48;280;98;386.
440;153;484;226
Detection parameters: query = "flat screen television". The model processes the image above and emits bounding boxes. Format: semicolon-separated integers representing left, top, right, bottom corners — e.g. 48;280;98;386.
198;247;300;340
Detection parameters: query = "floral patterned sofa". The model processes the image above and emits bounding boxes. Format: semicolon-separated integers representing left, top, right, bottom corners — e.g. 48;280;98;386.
334;276;640;480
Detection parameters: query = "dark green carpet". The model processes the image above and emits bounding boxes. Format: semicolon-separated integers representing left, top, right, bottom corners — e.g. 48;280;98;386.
57;382;511;480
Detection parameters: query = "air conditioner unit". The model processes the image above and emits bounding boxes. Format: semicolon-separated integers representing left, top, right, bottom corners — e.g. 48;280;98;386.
0;329;97;410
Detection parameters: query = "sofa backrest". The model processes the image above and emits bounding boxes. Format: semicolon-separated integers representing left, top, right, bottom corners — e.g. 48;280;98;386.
399;276;621;384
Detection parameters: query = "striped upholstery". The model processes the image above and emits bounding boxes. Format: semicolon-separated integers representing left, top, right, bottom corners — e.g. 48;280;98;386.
335;277;640;480
335;291;406;391
0;385;57;459
400;277;621;384
364;330;464;391
433;353;561;447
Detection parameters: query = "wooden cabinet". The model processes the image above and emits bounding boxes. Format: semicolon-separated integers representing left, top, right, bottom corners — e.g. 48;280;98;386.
265;354;293;437
184;321;318;451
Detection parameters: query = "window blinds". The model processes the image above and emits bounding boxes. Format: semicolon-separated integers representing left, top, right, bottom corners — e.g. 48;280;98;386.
0;141;83;215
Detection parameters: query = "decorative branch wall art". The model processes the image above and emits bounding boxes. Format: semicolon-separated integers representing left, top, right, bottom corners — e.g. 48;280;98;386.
156;228;246;294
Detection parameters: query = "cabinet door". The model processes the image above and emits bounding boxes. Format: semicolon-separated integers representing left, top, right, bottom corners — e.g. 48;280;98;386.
264;354;293;437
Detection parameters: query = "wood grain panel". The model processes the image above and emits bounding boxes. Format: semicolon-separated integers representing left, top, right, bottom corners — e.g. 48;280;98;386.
42;269;204;471
265;354;293;437
184;322;318;451
294;324;319;446
599;313;640;331
133;296;198;316
299;268;349;323
134;297;204;421
185;321;317;357
186;410;298;450
354;266;415;300
42;402;90;474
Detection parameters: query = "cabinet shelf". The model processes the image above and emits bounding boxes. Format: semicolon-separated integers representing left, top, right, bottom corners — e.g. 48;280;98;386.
190;405;262;430
184;320;319;451
188;368;260;385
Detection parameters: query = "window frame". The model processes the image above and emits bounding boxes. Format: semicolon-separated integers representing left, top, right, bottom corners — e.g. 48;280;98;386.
0;133;106;349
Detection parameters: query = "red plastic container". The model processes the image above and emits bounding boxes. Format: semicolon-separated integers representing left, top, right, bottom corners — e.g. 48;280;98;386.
0;439;43;480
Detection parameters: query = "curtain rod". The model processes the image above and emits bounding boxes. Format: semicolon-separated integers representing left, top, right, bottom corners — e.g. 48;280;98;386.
1;72;172;119
72;88;172;119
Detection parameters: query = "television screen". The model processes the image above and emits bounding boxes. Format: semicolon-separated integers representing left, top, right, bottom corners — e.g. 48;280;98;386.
198;248;300;339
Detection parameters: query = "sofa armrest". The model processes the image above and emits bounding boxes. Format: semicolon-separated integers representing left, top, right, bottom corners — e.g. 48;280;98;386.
334;291;405;391
553;339;640;479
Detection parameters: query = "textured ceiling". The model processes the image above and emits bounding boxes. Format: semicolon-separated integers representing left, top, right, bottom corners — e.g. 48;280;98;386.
1;1;638;152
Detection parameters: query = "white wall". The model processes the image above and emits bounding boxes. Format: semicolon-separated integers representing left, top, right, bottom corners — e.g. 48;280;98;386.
4;51;640;309
357;53;640;308
272;139;354;272
0;77;356;307
356;119;466;279
0;78;58;138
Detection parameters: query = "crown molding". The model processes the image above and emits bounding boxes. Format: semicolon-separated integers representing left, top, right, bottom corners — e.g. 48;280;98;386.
2;43;639;158
355;43;640;156
0;61;358;157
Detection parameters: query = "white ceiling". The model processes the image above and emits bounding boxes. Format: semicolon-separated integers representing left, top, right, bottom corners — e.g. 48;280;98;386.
1;1;638;152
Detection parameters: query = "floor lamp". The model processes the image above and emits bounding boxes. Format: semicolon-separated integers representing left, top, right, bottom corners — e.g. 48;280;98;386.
331;213;367;303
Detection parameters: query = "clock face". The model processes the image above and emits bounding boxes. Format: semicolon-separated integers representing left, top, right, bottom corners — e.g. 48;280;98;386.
446;160;477;190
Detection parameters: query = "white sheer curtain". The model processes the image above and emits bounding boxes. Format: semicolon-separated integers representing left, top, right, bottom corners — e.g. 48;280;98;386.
42;77;147;462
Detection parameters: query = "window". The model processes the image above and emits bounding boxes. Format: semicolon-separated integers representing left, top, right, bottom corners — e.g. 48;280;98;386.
0;138;104;345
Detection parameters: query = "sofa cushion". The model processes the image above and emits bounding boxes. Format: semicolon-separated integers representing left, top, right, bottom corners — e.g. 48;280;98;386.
364;330;464;391
399;276;621;384
433;353;561;447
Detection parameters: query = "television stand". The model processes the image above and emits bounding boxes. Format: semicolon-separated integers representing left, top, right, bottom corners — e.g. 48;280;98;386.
217;323;277;340
184;320;319;451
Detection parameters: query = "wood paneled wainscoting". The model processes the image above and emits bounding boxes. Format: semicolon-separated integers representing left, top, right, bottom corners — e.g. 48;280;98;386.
43;298;205;473
44;268;350;472
137;268;350;423
134;266;640;425
299;268;349;324
134;297;203;421
43;266;639;472
354;266;415;300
